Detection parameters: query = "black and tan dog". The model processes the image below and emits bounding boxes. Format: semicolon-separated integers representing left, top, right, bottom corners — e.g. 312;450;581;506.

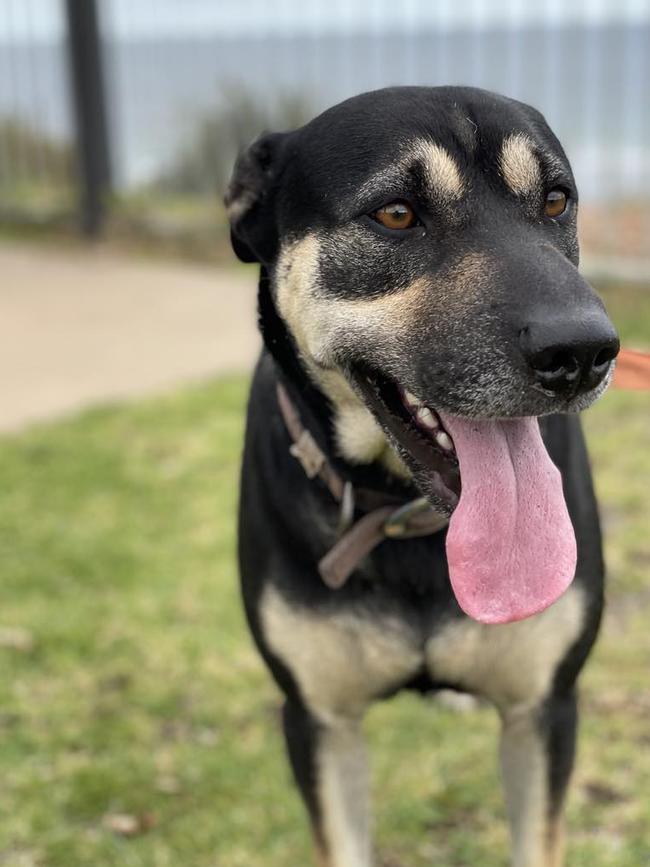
226;86;619;867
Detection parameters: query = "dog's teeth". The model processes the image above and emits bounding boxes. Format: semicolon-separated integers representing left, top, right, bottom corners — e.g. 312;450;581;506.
416;407;437;429
435;431;454;451
403;390;421;409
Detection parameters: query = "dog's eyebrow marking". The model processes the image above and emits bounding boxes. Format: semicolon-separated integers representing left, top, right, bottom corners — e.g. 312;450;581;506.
499;133;541;195
353;141;465;209
414;142;465;200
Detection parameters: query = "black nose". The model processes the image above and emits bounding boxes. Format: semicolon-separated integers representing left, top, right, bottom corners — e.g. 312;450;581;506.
520;317;620;396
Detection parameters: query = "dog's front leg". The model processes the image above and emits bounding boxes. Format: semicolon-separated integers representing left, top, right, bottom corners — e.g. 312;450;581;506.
499;691;577;867
283;699;372;867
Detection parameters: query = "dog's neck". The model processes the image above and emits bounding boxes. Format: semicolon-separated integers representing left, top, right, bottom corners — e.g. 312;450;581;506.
258;268;335;437
257;268;418;498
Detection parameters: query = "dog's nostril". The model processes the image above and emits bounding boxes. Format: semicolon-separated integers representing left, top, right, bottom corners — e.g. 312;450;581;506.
531;348;580;381
592;344;618;371
521;318;619;396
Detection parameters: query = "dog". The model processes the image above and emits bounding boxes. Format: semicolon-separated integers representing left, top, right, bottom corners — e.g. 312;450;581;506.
226;86;619;867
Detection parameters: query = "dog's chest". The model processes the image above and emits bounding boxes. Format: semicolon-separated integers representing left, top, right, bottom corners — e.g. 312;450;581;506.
424;584;586;709
260;583;585;723
261;585;423;725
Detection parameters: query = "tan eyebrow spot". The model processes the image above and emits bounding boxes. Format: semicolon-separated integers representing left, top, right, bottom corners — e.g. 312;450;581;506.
499;133;541;195
413;142;465;200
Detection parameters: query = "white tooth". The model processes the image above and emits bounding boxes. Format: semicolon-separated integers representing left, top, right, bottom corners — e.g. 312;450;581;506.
404;389;422;408
435;431;454;451
416;406;437;429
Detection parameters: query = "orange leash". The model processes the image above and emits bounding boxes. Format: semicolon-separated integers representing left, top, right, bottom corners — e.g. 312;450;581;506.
612;348;650;390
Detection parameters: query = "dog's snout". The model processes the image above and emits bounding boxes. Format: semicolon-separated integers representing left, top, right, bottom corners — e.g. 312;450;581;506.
520;317;620;395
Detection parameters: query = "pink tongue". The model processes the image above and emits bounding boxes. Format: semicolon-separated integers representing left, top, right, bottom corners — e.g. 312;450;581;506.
438;414;577;625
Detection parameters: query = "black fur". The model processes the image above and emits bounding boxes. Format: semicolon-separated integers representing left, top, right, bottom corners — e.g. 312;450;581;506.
229;86;618;863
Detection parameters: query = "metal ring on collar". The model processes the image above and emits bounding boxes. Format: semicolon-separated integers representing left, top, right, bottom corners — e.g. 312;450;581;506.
383;497;436;538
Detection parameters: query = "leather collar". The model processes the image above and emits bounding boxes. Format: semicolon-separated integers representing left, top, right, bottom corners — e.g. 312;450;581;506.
276;382;448;589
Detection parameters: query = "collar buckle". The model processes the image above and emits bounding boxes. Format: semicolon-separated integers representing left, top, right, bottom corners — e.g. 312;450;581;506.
383;497;438;538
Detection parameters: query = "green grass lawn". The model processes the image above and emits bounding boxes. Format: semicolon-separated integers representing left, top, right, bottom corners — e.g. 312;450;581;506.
1;290;649;866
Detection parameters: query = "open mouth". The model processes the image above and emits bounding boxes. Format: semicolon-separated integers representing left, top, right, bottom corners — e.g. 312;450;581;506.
353;368;461;512
352;365;578;626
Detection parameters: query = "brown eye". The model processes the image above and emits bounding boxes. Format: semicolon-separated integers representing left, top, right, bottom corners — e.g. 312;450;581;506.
544;189;568;218
373;201;418;230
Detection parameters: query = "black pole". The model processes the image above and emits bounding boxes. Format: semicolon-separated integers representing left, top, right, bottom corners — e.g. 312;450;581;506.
65;0;111;237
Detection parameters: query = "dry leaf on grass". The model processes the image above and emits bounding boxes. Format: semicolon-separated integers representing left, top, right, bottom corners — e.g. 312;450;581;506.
103;812;156;837
0;627;34;652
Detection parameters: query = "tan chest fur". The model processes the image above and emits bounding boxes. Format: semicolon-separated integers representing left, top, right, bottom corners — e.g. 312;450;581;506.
425;584;586;711
260;582;586;725
261;585;422;726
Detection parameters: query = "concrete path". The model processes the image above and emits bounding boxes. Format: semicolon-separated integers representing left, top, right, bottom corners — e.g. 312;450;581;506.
0;242;260;432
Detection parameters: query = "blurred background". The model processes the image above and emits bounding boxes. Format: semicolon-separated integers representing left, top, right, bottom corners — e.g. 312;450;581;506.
1;2;649;866
2;0;650;429
2;0;650;256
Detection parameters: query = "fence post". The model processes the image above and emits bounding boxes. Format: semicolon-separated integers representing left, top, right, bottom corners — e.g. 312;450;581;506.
64;0;111;237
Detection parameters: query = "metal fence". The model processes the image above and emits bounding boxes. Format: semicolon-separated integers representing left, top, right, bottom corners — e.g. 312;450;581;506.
0;0;649;245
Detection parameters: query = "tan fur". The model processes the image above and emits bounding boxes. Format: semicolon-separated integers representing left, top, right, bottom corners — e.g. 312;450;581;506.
500;133;541;195
262;580;585;721
275;236;429;366
307;369;407;477
415;141;465;199
425;584;585;710
355;138;466;208
317;723;372;867
274;235;425;476
262;583;405;866
260;584;422;726
275;238;493;474
332;398;404;473
263;579;584;867
274;233;323;359
275;238;490;364
546;818;566;867
500;702;555;867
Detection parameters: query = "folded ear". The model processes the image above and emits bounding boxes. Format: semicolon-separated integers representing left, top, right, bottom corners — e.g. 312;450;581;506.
224;131;290;264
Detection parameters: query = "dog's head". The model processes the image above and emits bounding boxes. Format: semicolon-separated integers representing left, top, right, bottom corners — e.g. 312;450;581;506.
226;86;619;623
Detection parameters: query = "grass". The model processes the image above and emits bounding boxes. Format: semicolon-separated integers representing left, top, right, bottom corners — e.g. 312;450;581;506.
1;289;649;866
